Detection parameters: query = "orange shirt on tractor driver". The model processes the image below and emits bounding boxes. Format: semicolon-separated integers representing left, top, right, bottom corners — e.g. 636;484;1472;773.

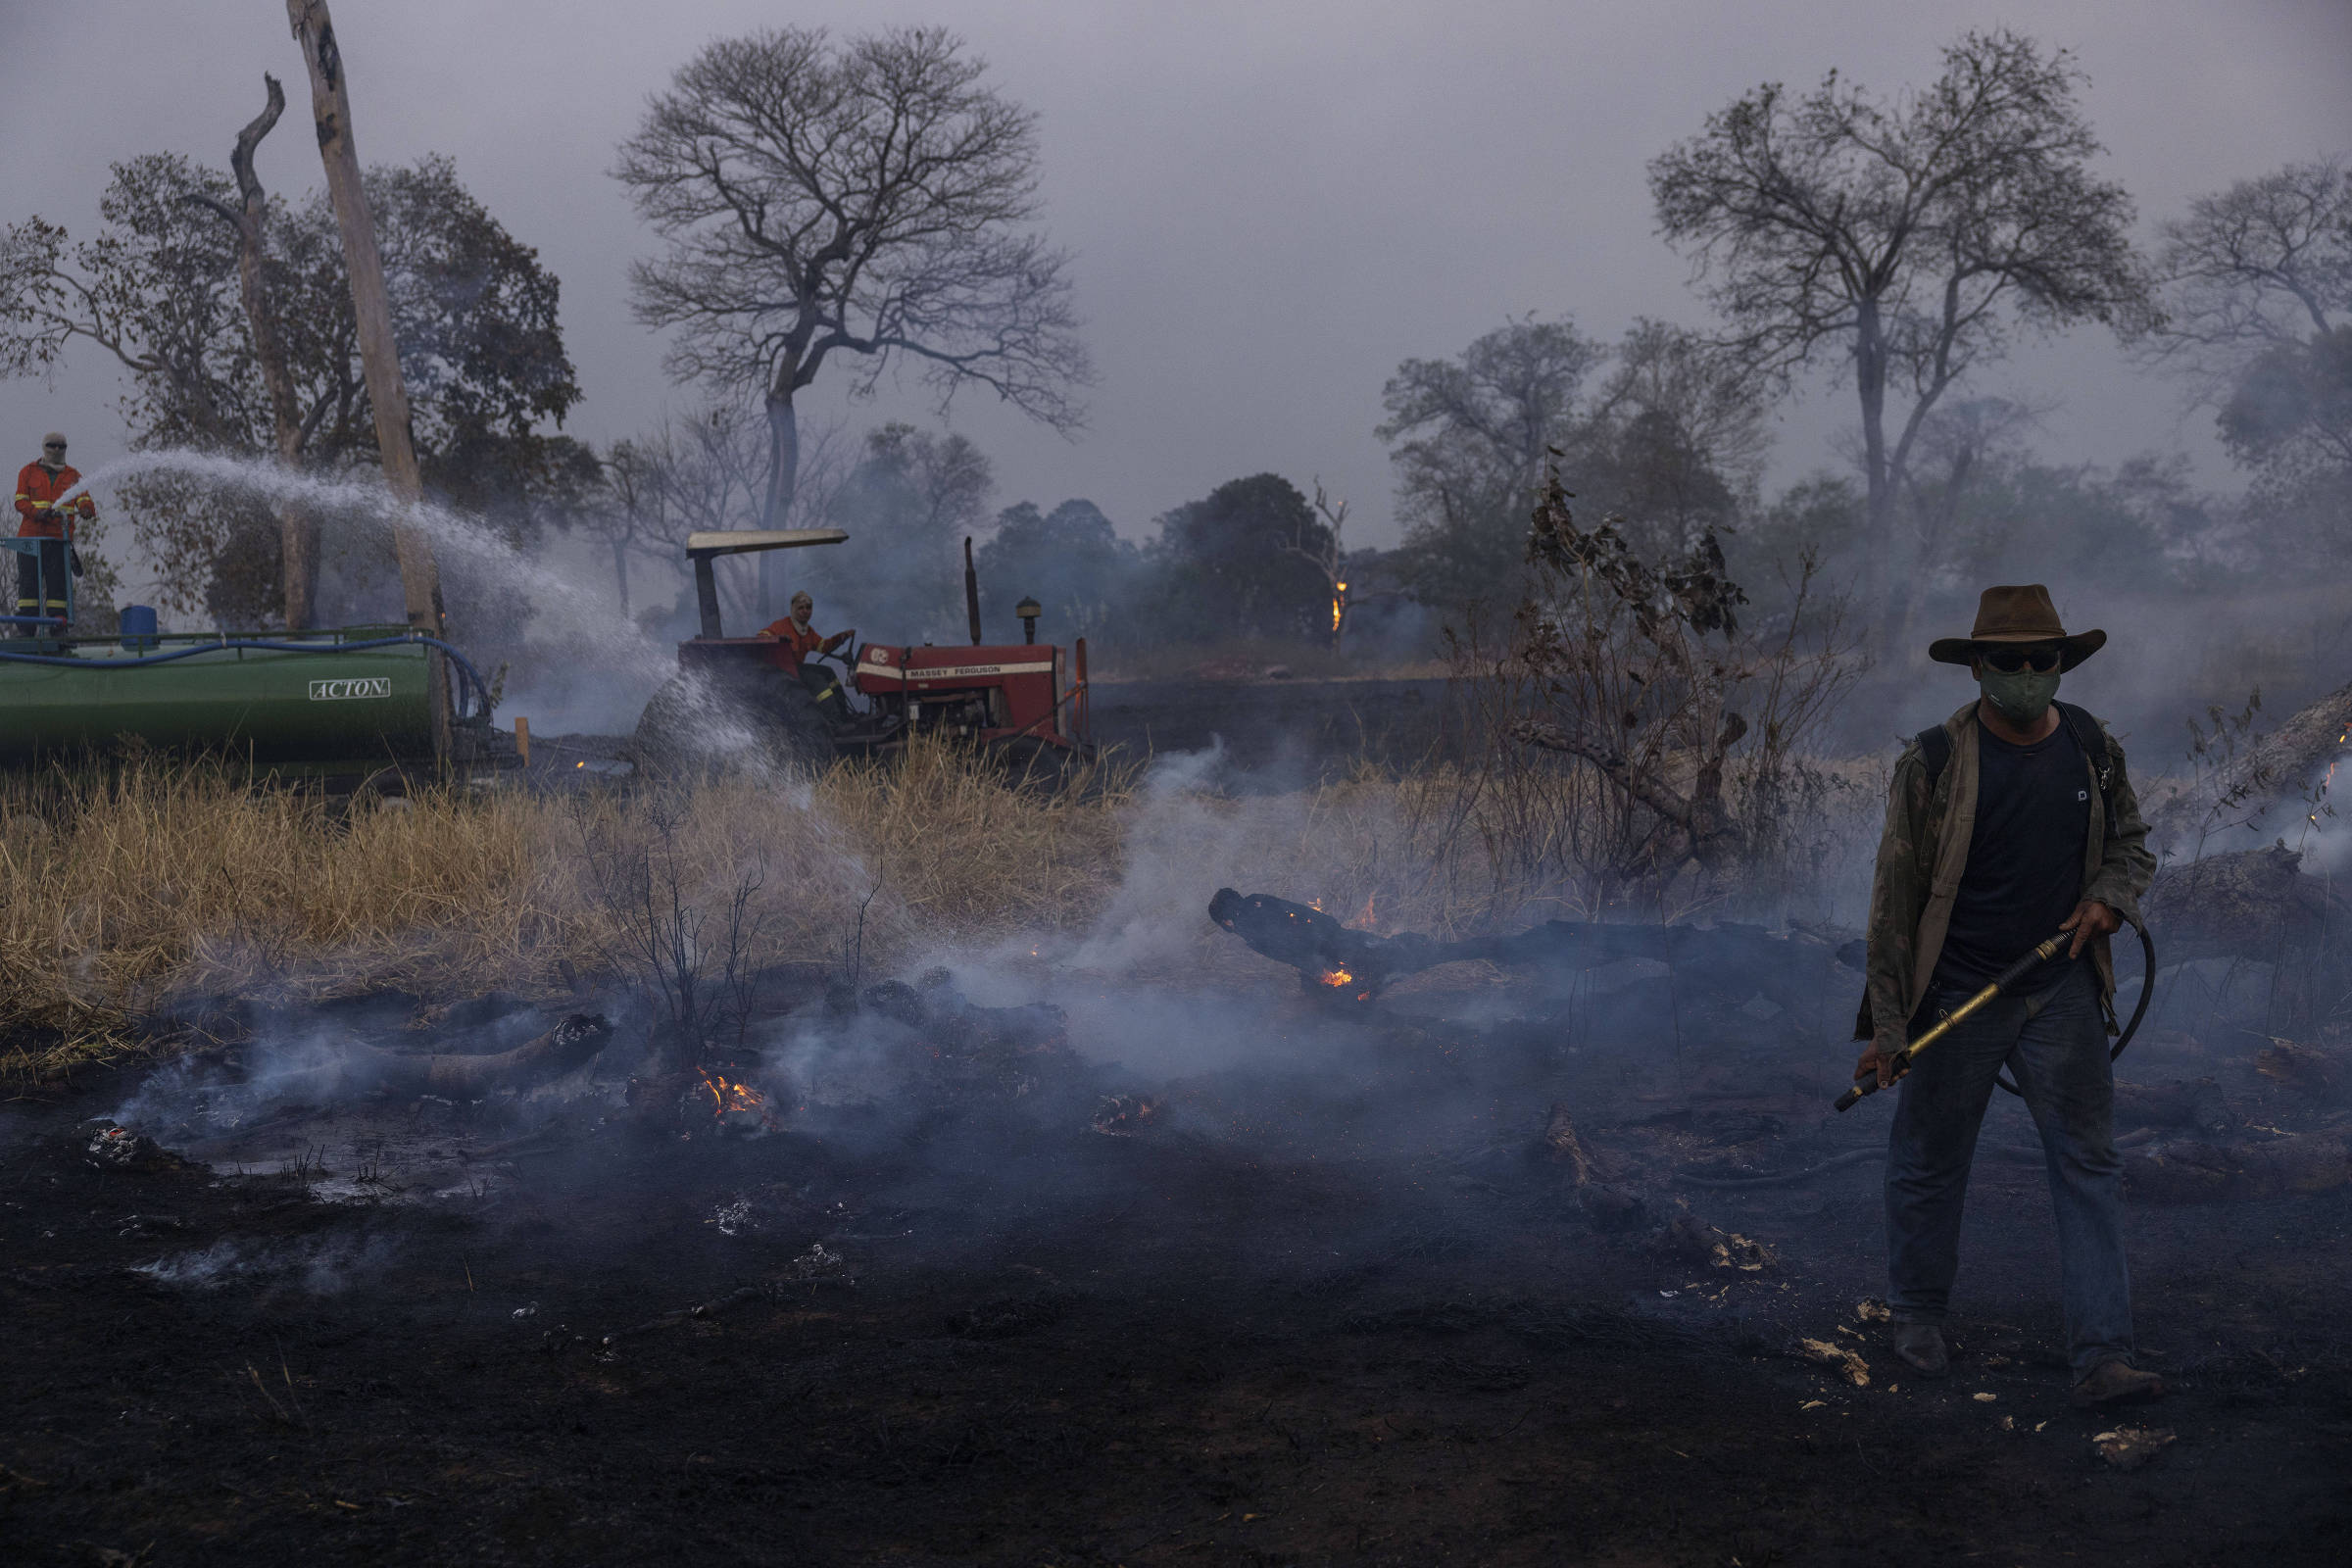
763;617;824;661
761;618;851;661
16;462;92;540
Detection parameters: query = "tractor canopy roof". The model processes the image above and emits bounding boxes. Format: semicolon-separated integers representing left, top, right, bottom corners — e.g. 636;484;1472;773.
684;528;848;560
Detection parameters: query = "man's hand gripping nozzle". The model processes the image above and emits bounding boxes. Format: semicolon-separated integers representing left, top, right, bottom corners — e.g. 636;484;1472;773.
1836;933;2071;1112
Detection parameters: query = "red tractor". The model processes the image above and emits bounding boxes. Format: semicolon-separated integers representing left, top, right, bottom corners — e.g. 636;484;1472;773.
631;528;1095;777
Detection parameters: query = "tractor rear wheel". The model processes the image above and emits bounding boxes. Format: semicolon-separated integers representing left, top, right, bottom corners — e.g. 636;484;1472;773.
630;666;833;777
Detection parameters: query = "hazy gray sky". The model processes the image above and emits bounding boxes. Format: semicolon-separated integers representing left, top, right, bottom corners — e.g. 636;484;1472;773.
6;0;2348;567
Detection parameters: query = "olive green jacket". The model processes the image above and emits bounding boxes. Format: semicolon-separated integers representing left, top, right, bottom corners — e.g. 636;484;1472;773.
1856;701;2157;1054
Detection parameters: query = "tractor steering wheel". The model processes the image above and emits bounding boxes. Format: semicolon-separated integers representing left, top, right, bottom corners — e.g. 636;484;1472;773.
815;637;862;712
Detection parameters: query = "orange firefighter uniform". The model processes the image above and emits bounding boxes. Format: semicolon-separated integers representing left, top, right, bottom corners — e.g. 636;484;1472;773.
760;612;855;723
760;617;851;663
15;455;93;628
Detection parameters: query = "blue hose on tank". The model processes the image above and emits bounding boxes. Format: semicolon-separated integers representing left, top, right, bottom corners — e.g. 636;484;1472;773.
0;633;495;724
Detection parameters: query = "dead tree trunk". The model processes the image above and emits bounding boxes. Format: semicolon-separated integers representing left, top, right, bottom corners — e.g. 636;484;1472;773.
218;77;318;629
287;1;448;743
757;387;800;619
183;77;318;627
1281;481;1348;650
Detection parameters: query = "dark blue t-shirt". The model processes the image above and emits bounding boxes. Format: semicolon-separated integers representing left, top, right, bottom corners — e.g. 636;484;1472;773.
1933;716;2090;990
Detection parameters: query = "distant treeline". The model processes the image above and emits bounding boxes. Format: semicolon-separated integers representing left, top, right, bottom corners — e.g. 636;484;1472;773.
4;25;2342;690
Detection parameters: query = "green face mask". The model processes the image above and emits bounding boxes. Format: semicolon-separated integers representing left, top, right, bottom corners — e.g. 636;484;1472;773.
1980;667;2060;727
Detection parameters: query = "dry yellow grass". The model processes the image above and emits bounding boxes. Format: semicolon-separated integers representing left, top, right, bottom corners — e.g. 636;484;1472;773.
0;743;1156;1079
0;739;1877;1083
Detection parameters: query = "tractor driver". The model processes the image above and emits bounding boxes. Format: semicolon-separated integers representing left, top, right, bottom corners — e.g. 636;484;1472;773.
762;590;853;722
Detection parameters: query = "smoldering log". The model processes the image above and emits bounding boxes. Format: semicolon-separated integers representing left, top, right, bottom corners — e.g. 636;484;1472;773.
2143;678;2352;853
2252;1041;2346;1102
2113;1077;2235;1135
2140;845;2352;1021
1206;888;1845;1008
1207;889;1462;992
334;1012;614;1096
2143;843;2347;959
2125;1131;2352;1203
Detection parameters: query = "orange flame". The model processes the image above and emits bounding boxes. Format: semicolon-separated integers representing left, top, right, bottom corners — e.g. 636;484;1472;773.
1318;968;1353;987
697;1068;770;1123
1332;580;1347;634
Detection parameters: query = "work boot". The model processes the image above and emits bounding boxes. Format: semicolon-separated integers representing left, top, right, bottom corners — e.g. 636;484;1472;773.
2072;1358;2165;1407
1891;1321;1949;1378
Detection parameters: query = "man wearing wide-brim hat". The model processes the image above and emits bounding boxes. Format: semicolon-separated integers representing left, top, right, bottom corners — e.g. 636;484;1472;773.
1856;584;2162;1405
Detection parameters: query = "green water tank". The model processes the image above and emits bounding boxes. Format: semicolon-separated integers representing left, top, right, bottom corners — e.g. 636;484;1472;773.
0;626;439;770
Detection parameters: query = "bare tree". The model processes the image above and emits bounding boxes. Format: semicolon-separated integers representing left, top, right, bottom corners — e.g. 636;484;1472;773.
0;153;579;625
1592;318;1771;502
591;405;852;627
649;404;769;549
2153;159;2348;380
287;0;442;646
1377;316;1605;610
1379;317;1770;608
177;74;322;628
1893;394;2046;639
1494;464;1861;912
612;25;1091;615
1281;480;1349;648
578;438;663;617
1648;28;2155;648
810;421;991;639
2151;159;2352;487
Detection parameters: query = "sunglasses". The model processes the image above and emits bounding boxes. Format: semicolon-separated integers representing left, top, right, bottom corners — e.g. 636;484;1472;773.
1981;647;2061;674
43;443;66;451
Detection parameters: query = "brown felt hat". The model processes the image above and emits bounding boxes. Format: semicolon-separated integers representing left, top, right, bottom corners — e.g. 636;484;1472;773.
1929;584;2105;672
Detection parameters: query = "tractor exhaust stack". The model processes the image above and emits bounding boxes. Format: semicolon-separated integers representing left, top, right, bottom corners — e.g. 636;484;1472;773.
964;536;984;646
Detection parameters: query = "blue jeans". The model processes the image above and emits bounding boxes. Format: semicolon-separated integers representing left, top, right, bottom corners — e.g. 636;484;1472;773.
1885;960;2133;1376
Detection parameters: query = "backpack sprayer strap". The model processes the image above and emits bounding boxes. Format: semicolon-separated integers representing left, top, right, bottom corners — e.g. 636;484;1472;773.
1913;701;2114;824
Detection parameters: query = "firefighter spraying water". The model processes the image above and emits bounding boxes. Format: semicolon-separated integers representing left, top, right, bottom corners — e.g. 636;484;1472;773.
11;432;93;636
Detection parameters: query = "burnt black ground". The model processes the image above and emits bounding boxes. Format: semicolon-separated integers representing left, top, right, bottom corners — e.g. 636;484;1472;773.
4;1000;2349;1567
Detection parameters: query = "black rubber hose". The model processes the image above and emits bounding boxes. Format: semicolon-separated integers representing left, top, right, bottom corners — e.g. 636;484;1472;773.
1994;918;2156;1098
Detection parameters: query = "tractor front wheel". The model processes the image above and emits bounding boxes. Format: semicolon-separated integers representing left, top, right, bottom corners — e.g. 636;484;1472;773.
630;667;834;778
